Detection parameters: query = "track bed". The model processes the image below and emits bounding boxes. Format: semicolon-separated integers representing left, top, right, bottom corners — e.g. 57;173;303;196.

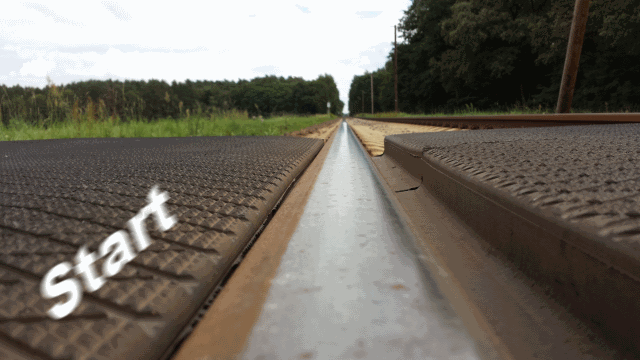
380;123;640;358
0;136;322;360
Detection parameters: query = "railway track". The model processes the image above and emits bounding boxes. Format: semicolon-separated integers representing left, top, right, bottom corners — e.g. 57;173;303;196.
350;114;640;359
3;114;640;359
177;115;640;359
363;113;640;129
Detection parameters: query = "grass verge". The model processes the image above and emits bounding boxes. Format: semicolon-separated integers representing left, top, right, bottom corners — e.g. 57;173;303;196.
0;114;338;141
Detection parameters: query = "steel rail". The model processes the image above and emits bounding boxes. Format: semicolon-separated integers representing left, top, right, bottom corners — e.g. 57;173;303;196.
357;113;640;129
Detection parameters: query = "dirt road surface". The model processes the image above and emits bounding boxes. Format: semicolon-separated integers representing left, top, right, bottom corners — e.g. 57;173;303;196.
347;117;464;156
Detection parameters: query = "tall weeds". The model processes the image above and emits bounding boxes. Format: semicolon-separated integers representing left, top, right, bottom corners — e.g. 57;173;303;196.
0;112;336;141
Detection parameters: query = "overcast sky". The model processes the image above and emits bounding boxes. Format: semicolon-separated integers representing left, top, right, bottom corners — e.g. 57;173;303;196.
1;0;411;111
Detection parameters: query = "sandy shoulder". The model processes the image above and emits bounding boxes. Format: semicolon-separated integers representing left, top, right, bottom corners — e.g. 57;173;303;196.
288;119;341;142
346;117;464;156
301;121;341;141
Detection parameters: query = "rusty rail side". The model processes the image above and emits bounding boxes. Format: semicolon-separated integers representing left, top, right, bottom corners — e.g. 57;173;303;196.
357;113;640;129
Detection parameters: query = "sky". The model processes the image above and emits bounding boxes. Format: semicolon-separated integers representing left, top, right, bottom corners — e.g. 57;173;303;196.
0;0;412;112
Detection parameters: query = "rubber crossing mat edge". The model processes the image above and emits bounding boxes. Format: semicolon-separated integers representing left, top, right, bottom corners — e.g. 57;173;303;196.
0;136;323;360
383;124;640;356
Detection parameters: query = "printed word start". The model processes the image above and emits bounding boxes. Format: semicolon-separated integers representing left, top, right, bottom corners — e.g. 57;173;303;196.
40;186;177;319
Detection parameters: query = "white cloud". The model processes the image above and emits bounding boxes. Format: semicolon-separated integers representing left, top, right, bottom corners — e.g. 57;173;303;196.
19;57;56;76
252;65;282;76
101;1;132;21
21;2;83;26
356;11;383;19
0;0;412;109
296;4;311;14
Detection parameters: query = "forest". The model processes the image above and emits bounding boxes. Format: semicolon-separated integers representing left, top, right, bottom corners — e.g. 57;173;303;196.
349;0;640;114
0;74;344;127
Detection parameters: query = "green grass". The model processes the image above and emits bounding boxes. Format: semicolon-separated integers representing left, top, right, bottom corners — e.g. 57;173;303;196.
0;113;338;141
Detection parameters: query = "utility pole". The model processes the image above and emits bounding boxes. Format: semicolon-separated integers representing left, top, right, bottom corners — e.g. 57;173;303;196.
370;73;374;114
394;25;398;113
556;0;590;113
361;90;365;114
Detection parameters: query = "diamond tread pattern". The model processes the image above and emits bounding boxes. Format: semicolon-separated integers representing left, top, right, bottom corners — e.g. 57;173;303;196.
0;136;323;360
386;124;640;262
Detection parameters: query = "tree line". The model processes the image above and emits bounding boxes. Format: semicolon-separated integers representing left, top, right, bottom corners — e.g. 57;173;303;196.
349;0;640;114
0;74;344;126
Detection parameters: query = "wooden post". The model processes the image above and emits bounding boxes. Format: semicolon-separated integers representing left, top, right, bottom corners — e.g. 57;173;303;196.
556;0;590;113
370;73;374;114
394;25;398;113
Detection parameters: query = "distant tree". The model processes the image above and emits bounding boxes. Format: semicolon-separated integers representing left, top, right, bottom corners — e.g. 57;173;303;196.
349;0;640;114
140;79;173;120
0;74;344;124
